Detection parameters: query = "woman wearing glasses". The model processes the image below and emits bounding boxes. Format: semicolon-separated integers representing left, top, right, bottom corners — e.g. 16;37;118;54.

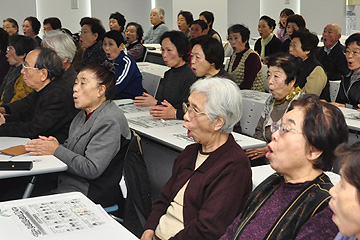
141;77;252;240
330;33;360;109
220;94;348;240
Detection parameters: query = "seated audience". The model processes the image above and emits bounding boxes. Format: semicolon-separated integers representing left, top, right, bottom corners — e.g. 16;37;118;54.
103;30;143;99
79;17;107;68
0;35;37;105
246;53;303;165
143;7;169;44
134;31;196;119
189;19;208;39
275;8;294;42
331;33;360;108
109;11;126;39
255;15;282;62
220;94;347;240
0;48;78;143
0;28;10;86
199;10;222;42
141;77;252;240
281;14;306;53
26;64;131;208
125;22;145;62
330;142;360;240
227;24;264;91
3;18;18;36
23;16;42;45
317;23;349;80
290;30;330;100
191;35;233;79
43;17;62;32
177;10;193;39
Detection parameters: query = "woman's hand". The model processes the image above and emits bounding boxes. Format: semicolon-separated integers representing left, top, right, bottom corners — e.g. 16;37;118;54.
150;100;176;119
134;93;157;107
25;136;60;155
246;146;268;160
140;229;155;240
0;113;5;126
329;102;345;108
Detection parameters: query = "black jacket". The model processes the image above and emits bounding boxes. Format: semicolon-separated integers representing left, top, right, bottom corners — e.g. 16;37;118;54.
336;71;360;108
254;35;282;59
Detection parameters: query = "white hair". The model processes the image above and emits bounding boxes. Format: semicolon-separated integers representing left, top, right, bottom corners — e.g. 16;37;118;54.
42;30;76;62
190;77;243;134
152;7;165;18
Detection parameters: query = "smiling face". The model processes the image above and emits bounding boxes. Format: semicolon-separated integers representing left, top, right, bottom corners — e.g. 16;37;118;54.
228;32;247;53
103;37;123;61
80;24;98;49
258;19;273;39
330;173;360;238
109;18;122;31
323;24;341;49
125;25;138;44
267;66;295;100
160;37;184;68
345;42;360;73
22;20;35;37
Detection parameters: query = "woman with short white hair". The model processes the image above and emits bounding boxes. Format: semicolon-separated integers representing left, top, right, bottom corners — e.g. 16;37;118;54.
141;77;252;240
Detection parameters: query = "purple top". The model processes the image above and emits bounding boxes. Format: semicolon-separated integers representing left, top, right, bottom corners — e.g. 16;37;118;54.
334;232;357;240
220;179;338;240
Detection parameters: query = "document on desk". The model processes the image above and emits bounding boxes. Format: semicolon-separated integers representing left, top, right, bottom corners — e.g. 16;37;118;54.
128;115;183;129
344;112;360;120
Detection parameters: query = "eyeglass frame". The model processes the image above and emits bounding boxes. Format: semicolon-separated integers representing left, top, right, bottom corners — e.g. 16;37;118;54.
270;122;302;136
22;62;39;71
344;48;360;57
182;102;207;118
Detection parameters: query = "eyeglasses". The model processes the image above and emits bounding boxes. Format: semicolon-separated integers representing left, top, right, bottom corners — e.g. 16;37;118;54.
22;63;39;71
270;122;302;136
182;102;207;118
344;49;360;57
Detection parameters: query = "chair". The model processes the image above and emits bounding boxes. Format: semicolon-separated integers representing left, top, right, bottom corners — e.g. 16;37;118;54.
262;64;269;93
141;71;162;96
240;99;265;137
329;80;341;102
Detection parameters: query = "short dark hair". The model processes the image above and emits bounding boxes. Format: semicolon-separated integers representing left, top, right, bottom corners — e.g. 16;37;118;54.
288;94;348;171
160;30;190;61
335;142;360;202
34;47;63;81
104;30;124;47
3;18;19;33
191;19;208;31
43;17;62;30
178;11;193;26
199;11;214;29
126;22;144;41
24;16;41;35
279;8;294;28
9;34;38;56
267;52;302;85
191;35;224;69
259;15;276;30
286;14;306;30
80;17;106;41
0;28;9;52
345;33;360;48
291;29;319;59
109;12;126;32
227;24;250;48
81;64;116;100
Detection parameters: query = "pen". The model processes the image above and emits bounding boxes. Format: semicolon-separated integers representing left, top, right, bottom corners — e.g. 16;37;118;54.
118;102;134;107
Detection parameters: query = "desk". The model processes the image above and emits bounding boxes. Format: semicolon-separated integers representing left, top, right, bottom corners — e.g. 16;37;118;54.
338;107;360;144
0;192;138;240
137;62;169;96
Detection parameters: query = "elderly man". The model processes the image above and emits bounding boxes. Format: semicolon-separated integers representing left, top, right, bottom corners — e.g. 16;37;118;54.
0;47;78;143
316;23;349;80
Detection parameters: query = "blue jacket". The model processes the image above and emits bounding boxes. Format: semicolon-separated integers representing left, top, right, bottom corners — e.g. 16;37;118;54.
110;51;143;99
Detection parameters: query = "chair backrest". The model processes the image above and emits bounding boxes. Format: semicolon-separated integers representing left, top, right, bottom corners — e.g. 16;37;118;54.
141;72;162;96
329;80;341;102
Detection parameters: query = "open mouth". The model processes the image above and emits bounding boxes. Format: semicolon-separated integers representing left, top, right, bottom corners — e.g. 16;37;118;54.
265;144;273;159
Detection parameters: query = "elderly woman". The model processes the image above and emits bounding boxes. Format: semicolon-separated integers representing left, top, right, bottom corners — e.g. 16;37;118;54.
290;30;330;101
227;24;264;91
109;11;126;33
134;31;196;119
246;53;302;164
331;33;360;109
103;30;143;99
199;11;222;42
330;142;360;240
125;22;145;62
191;35;233;79
254;15;282;62
79;17;106;68
143;7;169;44
3;18;18;36
23;16;41;45
25;64;131;208
221;94;348;240
141;77;252;240
177;10;193;39
0;35;37;105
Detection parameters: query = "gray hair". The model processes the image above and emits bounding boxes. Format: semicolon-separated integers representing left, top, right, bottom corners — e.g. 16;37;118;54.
42;30;76;62
152;7;165;18
190;77;243;134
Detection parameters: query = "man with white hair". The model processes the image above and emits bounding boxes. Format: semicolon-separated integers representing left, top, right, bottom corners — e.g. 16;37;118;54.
316;23;349;80
143;7;169;44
